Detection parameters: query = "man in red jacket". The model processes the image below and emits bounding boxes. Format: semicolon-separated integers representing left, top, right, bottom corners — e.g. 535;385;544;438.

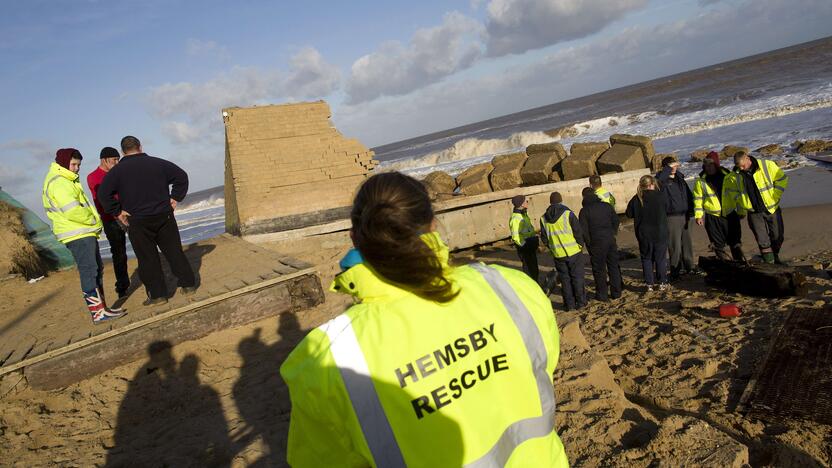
87;147;130;298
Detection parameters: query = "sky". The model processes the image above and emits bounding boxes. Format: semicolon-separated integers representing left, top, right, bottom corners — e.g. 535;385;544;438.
1;0;831;216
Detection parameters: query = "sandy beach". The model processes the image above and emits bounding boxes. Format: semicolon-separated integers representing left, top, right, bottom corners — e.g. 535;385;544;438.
1;165;831;466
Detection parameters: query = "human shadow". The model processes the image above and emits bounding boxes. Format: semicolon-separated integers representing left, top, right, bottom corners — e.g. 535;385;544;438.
106;341;232;467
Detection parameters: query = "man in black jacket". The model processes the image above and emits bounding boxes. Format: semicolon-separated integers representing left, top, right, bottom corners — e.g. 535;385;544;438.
98;136;196;305
579;187;622;301
657;156;695;280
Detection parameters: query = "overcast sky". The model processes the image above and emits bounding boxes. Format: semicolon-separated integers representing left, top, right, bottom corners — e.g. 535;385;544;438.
1;0;831;214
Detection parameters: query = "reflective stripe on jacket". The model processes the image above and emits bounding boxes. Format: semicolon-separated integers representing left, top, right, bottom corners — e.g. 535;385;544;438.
41;162;102;243
692;168;729;218
594;188;616;211
282;232;569;468
509;211;536;247
540;209;581;258
722;158;788;216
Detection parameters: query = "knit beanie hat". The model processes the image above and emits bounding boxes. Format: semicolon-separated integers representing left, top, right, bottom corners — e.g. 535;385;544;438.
511;195;525;208
705;151;720;167
55;148;82;169
100;146;120;159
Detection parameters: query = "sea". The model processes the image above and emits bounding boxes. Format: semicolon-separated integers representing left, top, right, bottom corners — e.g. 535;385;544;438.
100;37;832;258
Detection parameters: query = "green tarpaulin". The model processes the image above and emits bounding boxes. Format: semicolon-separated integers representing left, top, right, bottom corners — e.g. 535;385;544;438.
0;189;75;270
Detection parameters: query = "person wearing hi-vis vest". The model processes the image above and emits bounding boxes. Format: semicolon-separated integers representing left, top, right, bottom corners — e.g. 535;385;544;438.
509;194;540;283
41;148;126;324
540;191;587;311
589;174;615;211
693;152;745;261
280;172;569;467
722;150;789;264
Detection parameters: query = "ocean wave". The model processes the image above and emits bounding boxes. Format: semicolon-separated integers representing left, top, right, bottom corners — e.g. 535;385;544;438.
177;196;225;213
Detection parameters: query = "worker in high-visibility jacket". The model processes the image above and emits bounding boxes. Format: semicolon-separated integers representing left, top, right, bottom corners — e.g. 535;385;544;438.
42;148;125;324
540;191;586;310
280;172;569;468
509;195;540;282
692;152;745;261
722;151;789;264
589;175;615;211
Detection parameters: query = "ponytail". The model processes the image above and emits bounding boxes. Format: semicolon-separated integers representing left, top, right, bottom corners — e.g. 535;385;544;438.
351;172;458;303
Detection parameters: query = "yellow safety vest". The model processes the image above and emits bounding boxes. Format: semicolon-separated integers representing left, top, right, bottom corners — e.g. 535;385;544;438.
540;210;581;259
509;211;536;247
282;232;569;468
692;168;730;218
722;158;788;216
594;188;616;211
41;162;102;243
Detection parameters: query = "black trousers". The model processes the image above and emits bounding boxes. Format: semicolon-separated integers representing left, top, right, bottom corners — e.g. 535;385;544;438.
748;208;784;253
103;219;130;294
515;237;539;283
128;212;195;299
703;213;743;252
552;254;586;310
589;242;622;300
667;215;694;277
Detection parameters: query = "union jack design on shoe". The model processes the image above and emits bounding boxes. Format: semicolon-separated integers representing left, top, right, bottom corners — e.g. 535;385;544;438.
84;288;127;324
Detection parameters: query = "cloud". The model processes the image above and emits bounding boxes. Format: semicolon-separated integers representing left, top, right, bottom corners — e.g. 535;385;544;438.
484;0;649;56
0;139;56;213
161;121;202;145
185;38;229;61
345;11;484;104
283;47;342;99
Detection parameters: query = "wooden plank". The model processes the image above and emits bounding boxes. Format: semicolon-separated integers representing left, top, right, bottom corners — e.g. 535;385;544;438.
0;267;318;378
25;273;325;390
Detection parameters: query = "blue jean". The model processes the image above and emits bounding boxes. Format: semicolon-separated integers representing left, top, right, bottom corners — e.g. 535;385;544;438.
639;239;668;285
65;236;103;293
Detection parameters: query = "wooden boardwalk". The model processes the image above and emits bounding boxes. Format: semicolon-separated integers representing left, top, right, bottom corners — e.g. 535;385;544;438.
0;234;324;389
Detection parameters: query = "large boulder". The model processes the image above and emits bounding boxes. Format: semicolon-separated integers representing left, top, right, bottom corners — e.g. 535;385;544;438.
755;144;783;155
489;152;527;191
720;145;749;160
689;149;709;162
456;162;493;196
796;139;832;154
521;143;566;185
526;142;567;159
610;134;654;166
562;142;609;180
422;171;456;200
596;143;645;174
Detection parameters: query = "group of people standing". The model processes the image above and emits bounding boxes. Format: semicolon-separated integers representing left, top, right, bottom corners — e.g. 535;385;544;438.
41;136;197;324
511;150;789;304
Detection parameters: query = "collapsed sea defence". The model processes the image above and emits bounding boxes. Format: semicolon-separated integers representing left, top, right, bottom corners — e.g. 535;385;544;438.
0;200;45;280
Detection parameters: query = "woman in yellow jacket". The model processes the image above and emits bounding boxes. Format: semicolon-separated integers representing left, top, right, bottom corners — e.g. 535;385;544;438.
280;172;568;467
42;148;125;324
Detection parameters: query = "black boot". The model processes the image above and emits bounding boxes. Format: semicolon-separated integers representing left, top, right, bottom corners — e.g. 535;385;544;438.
730;244;747;263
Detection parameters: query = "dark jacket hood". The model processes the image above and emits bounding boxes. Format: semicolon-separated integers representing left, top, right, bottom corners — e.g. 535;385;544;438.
544;203;569;223
582;192;602;208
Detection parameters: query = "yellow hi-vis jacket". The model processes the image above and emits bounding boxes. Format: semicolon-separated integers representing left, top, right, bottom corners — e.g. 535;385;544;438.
722;157;788;216
41;162;102;243
594;187;616;211
692;167;730;218
509;211;536;247
540;210;581;259
281;232;569;468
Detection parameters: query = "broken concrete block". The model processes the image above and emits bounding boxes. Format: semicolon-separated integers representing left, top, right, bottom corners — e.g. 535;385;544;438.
689;149;709;162
796;139;832;154
456;163;493;196
526;142;566;160
422;171;456;200
548;170;562;183
562;142;609;180
521;152;558;185
610;134;655;166
596;143;645;174
490;152;527;191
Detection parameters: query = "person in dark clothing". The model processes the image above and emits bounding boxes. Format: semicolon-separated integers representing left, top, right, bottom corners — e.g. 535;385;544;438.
540;192;586;310
693;152;745;261
626;175;669;291
508;195;539;282
579;187;622;301
87;147;130;297
98;136;196;305
656;156;695;280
